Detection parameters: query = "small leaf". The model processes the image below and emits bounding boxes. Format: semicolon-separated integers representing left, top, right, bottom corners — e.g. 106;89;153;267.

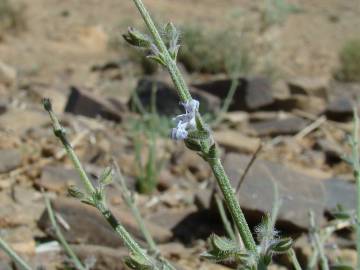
187;130;210;140
99;166;113;186
123;27;152;48
68;185;85;199
184;138;202;152
147;54;166;67
124;253;153;270
268;237;293;253
207;143;219;159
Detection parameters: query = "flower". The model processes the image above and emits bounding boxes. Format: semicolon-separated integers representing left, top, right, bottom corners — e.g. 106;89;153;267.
171;99;199;140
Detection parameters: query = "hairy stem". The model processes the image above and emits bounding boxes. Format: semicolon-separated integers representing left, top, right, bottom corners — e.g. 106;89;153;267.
215;194;236;241
210;158;257;252
129;0;257;255
287;249;302;270
43;99;159;269
351;108;360;270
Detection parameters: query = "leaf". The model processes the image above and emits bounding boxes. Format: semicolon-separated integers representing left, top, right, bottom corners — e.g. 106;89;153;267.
123;27;152;48
99;166;113;186
68;185;85;200
268;237;292;253
124;253;154;270
184;138;202;151
187;129;210;140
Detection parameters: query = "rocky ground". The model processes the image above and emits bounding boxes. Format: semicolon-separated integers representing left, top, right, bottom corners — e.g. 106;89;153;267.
0;0;360;269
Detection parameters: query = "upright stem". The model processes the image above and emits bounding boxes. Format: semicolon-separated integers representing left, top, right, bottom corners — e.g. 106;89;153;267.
352;108;360;270
131;0;191;102
287;249;302;270
0;236;32;270
129;0;257;255
43;99;159;270
210;158;257;252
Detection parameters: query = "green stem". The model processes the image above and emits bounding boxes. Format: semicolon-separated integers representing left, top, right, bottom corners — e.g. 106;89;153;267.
131;0;191;102
309;211;329;270
0;236;32;270
129;0;257;255
43;99;159;270
210;158;257;252
215;194;236;241
287;249;302;270
44;195;86;270
352;108;360;270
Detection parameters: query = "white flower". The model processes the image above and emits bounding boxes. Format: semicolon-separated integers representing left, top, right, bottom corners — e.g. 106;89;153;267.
171;99;199;140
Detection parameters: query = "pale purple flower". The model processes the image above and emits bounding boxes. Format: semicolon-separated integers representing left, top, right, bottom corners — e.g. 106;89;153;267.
171;99;199;140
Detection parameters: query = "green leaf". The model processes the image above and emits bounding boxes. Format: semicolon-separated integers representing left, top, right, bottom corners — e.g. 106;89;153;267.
99;166;113;186
123;27;152;48
124;253;154;270
207;143;219;159
187;130;210;140
184;138;202;151
147;54;166;67
68;185;85;199
268;237;292;253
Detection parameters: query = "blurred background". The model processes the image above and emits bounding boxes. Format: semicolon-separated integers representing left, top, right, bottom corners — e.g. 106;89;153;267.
0;0;360;269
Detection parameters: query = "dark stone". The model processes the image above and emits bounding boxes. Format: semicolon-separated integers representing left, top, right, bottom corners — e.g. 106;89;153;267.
250;116;308;136
326;97;354;121
38;198;172;247
0;149;22;173
223;153;326;230
65;86;122;122
192;77;274;111
131;78;220;115
314;139;343;165
323;178;356;212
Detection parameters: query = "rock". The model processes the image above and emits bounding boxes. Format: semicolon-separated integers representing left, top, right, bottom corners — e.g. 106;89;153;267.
65;86;122;122
70;244;128;270
38;198;172;247
0;226;36;255
192;77;274;111
222;111;249;125
131;78;221;115
0;108;49;134
326;96;354;121
194;189;214;210
292;94;326;115
214;130;260;153
36;165;91;193
314;139;343;165
287;77;329;98
223;153;326;229
0;149;22;173
250;116;308;136
323;178;356;213
0;61;16;87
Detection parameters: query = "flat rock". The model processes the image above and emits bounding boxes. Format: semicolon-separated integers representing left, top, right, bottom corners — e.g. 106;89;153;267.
38;198;172;247
250;116;308;136
287;77;329;98
0;149;22;173
0;108;49;134
37;165;88;193
65;86;122;122
223;153;326;229
192;77;274;111
131;78;221;115
214;130;260;153
326;96;354;121
323;178;356;213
